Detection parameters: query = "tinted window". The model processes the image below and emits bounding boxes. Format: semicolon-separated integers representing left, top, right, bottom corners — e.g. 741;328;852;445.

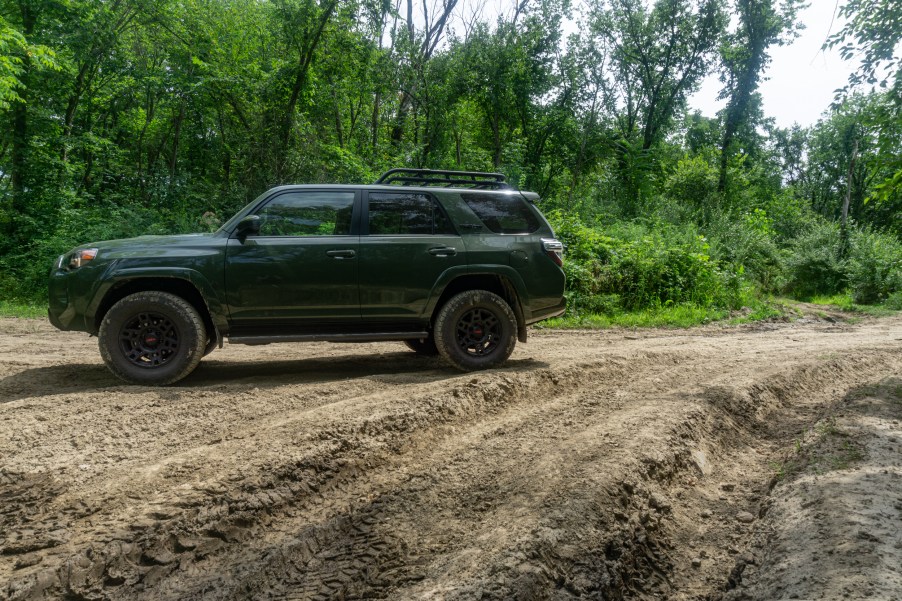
368;192;456;235
460;193;540;234
257;191;355;236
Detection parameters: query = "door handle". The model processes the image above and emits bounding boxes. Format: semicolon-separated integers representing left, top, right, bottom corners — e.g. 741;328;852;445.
428;246;457;257
326;249;356;259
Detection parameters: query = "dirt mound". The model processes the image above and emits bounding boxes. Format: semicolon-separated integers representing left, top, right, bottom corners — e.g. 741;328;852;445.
1;315;901;600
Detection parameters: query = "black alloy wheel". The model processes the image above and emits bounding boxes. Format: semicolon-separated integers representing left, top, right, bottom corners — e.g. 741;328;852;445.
119;312;180;368
455;307;502;357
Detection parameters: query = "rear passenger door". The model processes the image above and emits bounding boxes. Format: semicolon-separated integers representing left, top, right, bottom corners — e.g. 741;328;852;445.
358;191;466;321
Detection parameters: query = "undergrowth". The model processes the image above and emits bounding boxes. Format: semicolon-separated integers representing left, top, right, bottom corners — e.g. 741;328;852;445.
0;301;45;319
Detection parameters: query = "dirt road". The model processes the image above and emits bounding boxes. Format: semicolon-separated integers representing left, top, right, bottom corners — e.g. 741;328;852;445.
1;314;901;600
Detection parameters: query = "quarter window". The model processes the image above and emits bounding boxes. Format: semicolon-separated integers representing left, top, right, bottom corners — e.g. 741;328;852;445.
256;192;355;237
460;192;540;234
368;192;456;235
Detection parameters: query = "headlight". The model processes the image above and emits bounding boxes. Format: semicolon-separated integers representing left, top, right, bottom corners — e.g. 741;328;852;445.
68;248;98;269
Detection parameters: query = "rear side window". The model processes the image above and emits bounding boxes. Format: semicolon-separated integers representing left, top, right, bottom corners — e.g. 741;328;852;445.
367;192;456;235
460;193;540;234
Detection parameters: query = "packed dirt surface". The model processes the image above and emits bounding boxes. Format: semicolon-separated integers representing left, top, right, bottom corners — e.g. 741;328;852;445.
1;314;901;600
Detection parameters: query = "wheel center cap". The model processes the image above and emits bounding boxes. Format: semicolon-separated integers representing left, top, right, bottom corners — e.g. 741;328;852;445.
144;332;160;347
473;326;483;336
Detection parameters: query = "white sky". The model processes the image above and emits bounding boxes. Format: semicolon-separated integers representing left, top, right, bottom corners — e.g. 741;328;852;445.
689;1;853;128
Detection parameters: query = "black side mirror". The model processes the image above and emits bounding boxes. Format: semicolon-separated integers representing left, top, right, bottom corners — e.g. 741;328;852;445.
235;215;261;240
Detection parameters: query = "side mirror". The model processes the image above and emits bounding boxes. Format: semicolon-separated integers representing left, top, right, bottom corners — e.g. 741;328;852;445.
235;215;261;240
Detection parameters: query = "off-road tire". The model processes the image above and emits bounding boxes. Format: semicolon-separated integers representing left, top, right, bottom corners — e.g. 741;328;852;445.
404;337;439;356
99;291;206;385
434;290;517;371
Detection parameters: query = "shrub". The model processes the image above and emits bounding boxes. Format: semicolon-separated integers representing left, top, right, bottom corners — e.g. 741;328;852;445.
705;209;782;291
846;228;902;304
663;155;720;218
782;219;846;298
548;212;744;315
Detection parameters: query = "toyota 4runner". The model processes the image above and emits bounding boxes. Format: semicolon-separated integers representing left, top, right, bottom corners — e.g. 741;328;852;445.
48;169;566;385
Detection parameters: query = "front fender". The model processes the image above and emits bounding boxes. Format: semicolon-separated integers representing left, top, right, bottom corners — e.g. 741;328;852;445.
89;267;228;333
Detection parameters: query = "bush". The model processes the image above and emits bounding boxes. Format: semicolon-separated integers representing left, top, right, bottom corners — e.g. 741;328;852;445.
663;155;720;218
548;211;744;315
782;219;846;298
705;209;782;291
846;228;902;304
885;291;902;310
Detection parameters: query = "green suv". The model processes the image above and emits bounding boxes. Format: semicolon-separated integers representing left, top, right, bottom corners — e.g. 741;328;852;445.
48;169;565;385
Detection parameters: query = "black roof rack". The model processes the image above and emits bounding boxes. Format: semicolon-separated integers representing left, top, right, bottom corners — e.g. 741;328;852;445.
374;168;511;190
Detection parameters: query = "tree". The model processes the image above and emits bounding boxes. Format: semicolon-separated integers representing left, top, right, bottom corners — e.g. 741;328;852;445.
827;0;902;209
592;0;727;152
717;0;803;192
588;0;727;213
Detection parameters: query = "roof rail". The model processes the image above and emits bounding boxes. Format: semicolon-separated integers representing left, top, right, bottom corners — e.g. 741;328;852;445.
374;168;511;190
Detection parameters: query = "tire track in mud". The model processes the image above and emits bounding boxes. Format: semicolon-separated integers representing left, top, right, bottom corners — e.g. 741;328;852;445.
5;352;672;598
2;317;902;600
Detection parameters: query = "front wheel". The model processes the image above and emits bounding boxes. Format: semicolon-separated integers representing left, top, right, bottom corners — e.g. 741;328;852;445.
434;290;517;371
98;291;206;385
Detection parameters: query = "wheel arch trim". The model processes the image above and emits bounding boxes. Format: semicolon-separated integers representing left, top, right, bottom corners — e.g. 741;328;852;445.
424;266;528;342
90;268;227;336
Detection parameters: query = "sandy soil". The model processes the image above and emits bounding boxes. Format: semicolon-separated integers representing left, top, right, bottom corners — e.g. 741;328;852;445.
1;314;900;600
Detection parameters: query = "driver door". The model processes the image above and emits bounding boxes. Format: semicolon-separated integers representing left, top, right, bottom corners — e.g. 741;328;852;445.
224;189;360;329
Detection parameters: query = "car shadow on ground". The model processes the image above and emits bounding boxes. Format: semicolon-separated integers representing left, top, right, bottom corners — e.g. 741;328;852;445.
0;352;549;404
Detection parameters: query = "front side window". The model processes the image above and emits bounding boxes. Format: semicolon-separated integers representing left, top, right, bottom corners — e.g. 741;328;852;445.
368;192;456;235
257;191;355;236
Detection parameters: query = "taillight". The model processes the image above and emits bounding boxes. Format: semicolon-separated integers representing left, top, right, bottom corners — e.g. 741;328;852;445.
541;238;563;266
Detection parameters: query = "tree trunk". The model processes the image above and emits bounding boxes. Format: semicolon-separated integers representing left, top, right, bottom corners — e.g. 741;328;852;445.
839;138;858;258
169;102;186;185
10;3;35;215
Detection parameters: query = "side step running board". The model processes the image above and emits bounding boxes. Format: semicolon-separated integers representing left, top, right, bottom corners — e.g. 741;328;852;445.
229;332;429;345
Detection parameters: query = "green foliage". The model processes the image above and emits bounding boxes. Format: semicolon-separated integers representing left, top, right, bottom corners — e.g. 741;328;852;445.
548;211;743;315
0;14;57;108
663;154;720;216
885;292;902;311
846;227;902;304
782;219;847;298
705;208;781;290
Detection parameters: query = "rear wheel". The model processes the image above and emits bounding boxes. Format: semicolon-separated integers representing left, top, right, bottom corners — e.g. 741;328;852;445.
403;336;439;356
434;290;517;371
99;291;206;385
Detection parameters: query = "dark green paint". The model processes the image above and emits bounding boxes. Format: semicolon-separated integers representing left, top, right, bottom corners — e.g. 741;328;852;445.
49;185;566;340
